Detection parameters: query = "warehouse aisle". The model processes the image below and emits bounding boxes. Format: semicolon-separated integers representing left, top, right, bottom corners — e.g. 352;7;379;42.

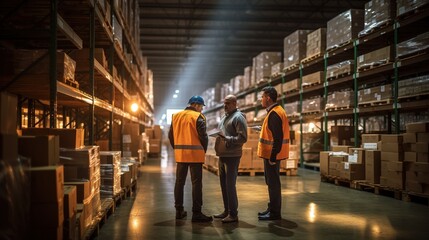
95;144;429;240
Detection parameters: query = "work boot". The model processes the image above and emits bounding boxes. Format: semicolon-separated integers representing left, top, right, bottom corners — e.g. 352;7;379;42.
222;215;238;223
213;211;228;219
192;212;213;222
258;203;270;216
176;209;187;219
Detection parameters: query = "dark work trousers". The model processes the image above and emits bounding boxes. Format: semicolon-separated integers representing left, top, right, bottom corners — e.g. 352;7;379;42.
218;156;241;217
174;162;203;213
263;159;281;216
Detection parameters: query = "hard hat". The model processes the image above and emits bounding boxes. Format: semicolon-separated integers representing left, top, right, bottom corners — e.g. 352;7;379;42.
188;95;205;106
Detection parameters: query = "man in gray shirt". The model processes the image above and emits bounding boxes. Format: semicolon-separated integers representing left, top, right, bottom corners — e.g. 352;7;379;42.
213;95;248;223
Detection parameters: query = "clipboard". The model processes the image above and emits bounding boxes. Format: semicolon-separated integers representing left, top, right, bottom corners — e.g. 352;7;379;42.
207;128;225;138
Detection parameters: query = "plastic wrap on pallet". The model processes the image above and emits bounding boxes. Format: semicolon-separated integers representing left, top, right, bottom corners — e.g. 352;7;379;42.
232;75;244;94
357;46;392;71
255;52;281;83
326;60;354;79
245;92;256;107
302;97;323;113
397;31;429;58
306;28;326;59
284;101;299;116
302;71;323;86
282;78;299;93
271;62;284;76
326;90;354;109
397;0;429;17
359;0;395;37
283;30;312;68
398;74;429;97
358;84;392;103
99;151;122;198
327;9;364;50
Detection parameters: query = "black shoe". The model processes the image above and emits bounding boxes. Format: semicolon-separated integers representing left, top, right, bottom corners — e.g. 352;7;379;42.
176;210;187;219
222;215;238;223
258;209;270;216
192;212;213;222
258;212;281;220
213;211;228;219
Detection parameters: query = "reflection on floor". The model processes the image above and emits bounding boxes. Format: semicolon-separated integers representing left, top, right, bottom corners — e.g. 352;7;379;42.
95;145;429;240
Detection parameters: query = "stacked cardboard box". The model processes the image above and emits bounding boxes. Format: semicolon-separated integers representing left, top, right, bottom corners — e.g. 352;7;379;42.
326;60;354;79
99;151;122;198
358;84;392;104
145;125;162;154
63;185;77;240
380;135;405;189
18;135;60;166
60;146;101;228
325;90;353;110
302;71;323;86
404;122;429;194
282;78;299;93
243;66;252;89
398;75;429;97
22;128;84;149
397;0;429;17
327;9;364;50
69;48;108;71
271;62;284;76
231;75;244;94
284;101;299;117
359;0;395;37
122;122;141;157
305;28;326;59
29;166;65;240
255;52;282;82
302;97;323;113
283;30;312;68
357;46;393;71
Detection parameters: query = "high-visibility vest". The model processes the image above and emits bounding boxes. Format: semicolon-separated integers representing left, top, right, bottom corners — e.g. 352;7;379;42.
257;105;290;160
172;109;206;163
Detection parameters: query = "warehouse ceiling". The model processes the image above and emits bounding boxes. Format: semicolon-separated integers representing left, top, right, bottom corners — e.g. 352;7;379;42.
138;0;367;122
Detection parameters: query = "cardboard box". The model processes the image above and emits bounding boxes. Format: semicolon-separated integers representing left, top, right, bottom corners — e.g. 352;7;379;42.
362;134;381;143
22;128;84;149
340;162;365;180
18;135;60;167
283;30;312;67
327;9;364;50
348;148;365;164
406;181;429;194
418;153;429;163
381;151;404;162
284;159;298;169
331;145;352;152
403;133;417;143
417;133;429;143
63;185;77;219
29;165;64;203
64;181;90;203
239;147;252;169
306;28;326;58
320;151;330;175
31;199;64;227
365;150;381;184
381;134;403;143
331;126;354;146
406;122;429;133
404;151;417;162
120;171;132;188
381;143;404;153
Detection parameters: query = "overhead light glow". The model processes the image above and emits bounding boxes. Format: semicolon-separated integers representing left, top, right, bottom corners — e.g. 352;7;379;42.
175;89;180;93
173;94;178;98
131;103;139;112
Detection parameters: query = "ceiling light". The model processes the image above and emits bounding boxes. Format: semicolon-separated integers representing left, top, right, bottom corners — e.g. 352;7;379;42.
131;103;139;112
175;90;180;93
173;94;178;98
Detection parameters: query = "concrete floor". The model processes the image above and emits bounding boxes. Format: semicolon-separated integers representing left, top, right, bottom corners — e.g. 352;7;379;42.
95;145;429;240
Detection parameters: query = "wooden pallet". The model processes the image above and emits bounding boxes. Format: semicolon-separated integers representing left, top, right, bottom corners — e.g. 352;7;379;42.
271;72;283;79
301;110;321;116
301;52;323;64
398;93;429;102
320;174;360;189
283;64;299;72
63;78;79;89
358;99;392;107
355;181;403;200
302;81;322;88
327;72;352;81
203;164;219;175
402;191;429;206
237;168;295;176
357;60;391;72
325;105;352;112
397;49;429;60
83;198;115;239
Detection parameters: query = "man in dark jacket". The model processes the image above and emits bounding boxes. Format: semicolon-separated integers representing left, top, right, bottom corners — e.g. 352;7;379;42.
213;95;248;223
168;95;213;222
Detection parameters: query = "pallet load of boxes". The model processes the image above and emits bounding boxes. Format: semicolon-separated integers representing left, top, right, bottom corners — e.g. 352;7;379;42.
320;122;429;196
0;92;145;239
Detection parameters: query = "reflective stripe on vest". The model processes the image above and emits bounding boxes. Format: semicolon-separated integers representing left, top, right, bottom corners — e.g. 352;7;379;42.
257;105;290;160
172;109;206;163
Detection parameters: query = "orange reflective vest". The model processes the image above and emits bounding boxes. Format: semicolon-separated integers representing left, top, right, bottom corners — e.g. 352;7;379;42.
172;109;206;163
257;105;290;160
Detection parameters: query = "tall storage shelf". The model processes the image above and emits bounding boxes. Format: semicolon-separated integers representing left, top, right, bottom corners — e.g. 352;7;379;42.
203;5;429;169
0;0;153;147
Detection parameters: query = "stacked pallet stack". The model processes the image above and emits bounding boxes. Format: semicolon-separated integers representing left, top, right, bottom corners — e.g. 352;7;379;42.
380;135;405;189
144;125;162;156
